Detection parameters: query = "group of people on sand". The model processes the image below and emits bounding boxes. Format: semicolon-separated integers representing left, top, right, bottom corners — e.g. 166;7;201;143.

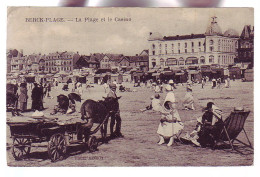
15;82;49;113
141;78;225;147
211;77;231;89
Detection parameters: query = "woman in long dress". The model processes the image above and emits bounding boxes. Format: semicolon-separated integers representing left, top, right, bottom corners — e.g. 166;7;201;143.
157;85;184;146
18;83;28;112
183;82;195;110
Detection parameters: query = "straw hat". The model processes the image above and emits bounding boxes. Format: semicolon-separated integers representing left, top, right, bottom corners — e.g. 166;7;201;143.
169;79;174;84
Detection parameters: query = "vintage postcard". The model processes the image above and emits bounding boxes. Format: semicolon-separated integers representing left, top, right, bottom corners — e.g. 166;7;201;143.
6;7;254;166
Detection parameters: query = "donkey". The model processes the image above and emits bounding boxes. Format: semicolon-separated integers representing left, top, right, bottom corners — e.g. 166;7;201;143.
80;97;121;142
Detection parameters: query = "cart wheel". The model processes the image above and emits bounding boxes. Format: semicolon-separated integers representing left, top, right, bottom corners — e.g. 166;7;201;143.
88;136;98;152
48;133;67;162
12;137;31;160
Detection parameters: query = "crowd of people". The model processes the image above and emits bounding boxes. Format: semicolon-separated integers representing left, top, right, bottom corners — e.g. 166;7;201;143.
138;76;236;147
8;74;237;148
14;82;53;113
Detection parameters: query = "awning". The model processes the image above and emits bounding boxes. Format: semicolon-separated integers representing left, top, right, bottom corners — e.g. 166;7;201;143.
163;71;174;76
148;69;156;73
175;73;184;76
152;73;161;76
188;70;199;74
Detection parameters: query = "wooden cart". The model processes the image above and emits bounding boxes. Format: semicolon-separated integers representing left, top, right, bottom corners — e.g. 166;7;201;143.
7;116;106;162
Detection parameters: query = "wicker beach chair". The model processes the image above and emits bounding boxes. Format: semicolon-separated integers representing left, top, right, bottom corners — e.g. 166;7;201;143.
213;111;253;153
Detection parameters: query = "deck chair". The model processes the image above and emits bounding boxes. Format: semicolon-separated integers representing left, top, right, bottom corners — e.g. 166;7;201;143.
213;111;253;152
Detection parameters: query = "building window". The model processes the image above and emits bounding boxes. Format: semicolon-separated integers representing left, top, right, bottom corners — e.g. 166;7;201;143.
185;43;187;48
152;44;155;49
185;49;187;53
160;59;164;67
178;50;180;54
192;49;194;53
167;58;177;66
199;42;201;47
210;40;214;45
210;46;214;52
178;43;180;48
200;56;205;64
209;55;214;63
191;42;194;47
178;58;184;65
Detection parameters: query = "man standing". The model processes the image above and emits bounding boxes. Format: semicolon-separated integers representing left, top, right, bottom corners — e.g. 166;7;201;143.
107;83;123;138
18;83;28;112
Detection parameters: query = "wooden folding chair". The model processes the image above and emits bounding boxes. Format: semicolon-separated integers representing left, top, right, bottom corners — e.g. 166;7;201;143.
213;111;253;152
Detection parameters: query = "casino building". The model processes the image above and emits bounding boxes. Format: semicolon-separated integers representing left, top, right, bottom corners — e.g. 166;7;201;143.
148;17;239;70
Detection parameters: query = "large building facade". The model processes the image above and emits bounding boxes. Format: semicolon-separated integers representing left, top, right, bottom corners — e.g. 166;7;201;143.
236;25;254;67
148;17;239;70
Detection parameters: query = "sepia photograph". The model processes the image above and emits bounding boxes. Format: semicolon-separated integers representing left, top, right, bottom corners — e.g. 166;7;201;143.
6;7;254;167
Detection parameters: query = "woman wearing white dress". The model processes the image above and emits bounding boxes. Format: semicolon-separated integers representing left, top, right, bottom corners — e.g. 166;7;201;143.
157;85;184;146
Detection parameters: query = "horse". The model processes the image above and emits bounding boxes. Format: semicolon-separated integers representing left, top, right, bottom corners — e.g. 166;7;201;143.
80;96;121;142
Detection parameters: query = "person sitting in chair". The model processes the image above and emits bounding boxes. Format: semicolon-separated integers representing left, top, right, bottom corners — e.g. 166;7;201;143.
190;102;223;147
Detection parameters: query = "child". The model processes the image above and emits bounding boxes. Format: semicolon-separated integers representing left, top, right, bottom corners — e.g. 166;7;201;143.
140;94;161;112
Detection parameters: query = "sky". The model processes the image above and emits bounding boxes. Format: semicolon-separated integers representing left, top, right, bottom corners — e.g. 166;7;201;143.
7;7;253;56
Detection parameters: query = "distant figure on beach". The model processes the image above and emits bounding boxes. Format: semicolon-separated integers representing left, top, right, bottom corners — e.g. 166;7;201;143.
212;78;217;89
217;78;221;89
18;83;28;112
183;81;195;110
201;77;206;89
31;83;44;111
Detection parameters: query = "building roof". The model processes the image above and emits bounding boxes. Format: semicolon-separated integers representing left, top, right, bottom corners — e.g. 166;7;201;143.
241;25;254;39
205;16;222;36
164;34;205;40
90;53;105;61
105;54;124;61
224;29;239;38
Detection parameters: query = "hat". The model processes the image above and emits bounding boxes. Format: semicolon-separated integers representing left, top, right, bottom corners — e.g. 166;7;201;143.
154;94;160;99
165;84;173;91
169;80;174;84
109;83;117;88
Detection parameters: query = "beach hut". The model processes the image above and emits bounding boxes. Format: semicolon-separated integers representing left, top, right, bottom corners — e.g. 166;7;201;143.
110;74;123;84
229;67;241;80
244;69;253;82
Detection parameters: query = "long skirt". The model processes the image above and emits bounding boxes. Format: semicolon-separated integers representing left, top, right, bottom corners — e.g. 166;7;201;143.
31;99;43;111
19;102;27;111
157;121;184;138
183;92;194;109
